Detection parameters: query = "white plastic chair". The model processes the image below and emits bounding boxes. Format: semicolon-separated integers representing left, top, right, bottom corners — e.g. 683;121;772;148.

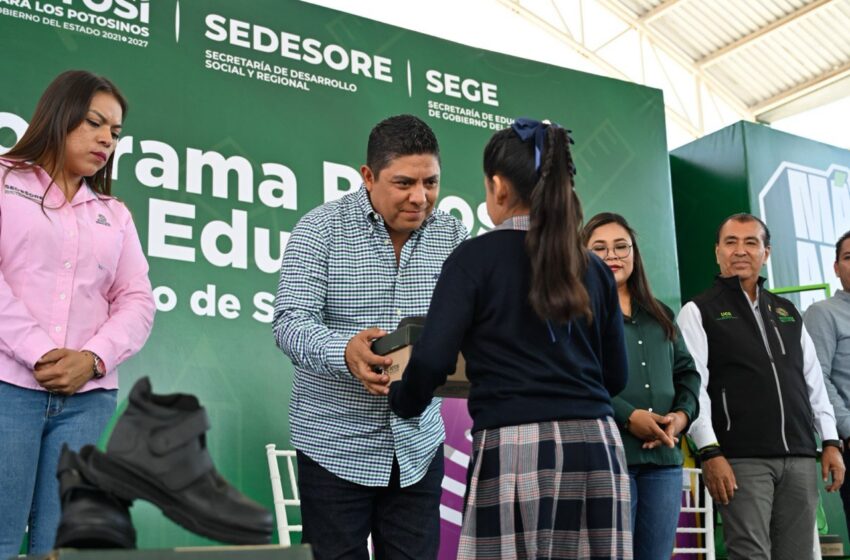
266;443;374;555
266;444;302;546
673;467;716;559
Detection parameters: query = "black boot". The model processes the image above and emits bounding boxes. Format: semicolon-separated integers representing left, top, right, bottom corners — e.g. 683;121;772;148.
81;377;273;544
54;444;136;549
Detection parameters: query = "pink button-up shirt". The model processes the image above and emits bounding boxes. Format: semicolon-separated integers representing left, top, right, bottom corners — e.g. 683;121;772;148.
0;161;155;392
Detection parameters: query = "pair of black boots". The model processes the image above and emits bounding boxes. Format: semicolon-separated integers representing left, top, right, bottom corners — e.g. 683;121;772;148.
55;377;273;549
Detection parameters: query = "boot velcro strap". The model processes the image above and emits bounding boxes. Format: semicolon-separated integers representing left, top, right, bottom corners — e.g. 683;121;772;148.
149;409;210;455
161;451;214;490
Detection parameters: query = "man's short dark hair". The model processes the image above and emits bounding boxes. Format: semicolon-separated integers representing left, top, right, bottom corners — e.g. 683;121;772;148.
366;115;439;178
837;230;850;262
715;212;772;247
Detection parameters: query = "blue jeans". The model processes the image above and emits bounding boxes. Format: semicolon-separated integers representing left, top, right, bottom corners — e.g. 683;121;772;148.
296;447;443;560
0;381;117;558
628;464;683;560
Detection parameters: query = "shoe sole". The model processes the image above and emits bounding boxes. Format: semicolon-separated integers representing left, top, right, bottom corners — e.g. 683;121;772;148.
83;448;272;545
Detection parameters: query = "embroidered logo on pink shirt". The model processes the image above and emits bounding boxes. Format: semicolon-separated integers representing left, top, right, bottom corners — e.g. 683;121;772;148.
96;213;111;227
4;185;43;203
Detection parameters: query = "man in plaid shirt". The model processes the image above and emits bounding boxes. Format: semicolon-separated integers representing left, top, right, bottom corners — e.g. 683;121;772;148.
273;115;467;559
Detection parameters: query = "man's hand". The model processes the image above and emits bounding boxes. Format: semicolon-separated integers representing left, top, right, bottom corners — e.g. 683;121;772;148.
33;348;95;395
345;328;393;396
627;409;676;448
702;455;737;505
822;445;845;492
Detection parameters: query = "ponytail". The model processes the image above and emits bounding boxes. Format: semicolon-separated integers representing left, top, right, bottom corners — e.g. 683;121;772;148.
483;120;590;323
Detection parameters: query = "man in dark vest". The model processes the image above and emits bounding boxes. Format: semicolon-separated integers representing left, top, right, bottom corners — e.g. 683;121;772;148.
677;212;844;560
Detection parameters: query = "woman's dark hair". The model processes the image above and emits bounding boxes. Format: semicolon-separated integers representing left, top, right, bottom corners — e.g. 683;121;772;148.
582;212;676;340
1;70;127;198
483;125;590;323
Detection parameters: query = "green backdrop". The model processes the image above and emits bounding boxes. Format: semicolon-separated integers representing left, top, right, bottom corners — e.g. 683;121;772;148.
1;0;677;547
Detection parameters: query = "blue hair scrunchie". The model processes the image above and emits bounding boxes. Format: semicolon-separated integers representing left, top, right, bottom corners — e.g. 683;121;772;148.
511;117;576;175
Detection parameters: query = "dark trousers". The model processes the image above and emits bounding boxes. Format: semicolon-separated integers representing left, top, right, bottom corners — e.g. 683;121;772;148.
296;447;443;560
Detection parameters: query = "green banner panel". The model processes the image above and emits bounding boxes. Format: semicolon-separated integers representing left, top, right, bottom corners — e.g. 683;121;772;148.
2;0;676;548
670;121;750;302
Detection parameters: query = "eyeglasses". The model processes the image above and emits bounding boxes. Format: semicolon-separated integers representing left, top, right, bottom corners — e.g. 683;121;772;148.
590;243;632;259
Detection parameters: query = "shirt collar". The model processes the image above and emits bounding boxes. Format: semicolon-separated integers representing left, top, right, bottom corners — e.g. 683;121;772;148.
494;214;530;231
25;164;101;206
70;181;100;205
836;289;850;303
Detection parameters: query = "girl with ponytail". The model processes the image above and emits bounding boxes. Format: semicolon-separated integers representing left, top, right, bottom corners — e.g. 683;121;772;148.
390;118;631;559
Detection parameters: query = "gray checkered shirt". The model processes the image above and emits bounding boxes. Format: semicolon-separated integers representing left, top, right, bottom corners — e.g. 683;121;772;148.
273;186;468;487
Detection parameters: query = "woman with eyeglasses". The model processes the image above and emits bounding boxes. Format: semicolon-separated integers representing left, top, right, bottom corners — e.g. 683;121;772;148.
582;212;701;560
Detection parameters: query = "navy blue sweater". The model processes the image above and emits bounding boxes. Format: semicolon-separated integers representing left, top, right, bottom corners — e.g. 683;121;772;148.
388;229;629;433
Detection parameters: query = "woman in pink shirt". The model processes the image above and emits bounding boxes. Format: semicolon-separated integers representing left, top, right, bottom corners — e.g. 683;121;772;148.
0;70;155;556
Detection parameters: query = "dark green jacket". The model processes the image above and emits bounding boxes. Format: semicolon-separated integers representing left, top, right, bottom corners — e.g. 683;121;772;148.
613;301;700;466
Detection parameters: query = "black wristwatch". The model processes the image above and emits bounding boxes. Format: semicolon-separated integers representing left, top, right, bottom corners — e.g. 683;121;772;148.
698;444;724;461
84;351;106;379
822;439;843;452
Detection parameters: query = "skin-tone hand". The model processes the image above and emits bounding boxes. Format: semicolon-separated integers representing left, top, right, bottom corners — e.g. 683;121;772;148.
643;410;690;450
702;455;738;505
345;328;393;396
33;348;95;395
822;446;845;492
627;409;676;448
665;410;689;439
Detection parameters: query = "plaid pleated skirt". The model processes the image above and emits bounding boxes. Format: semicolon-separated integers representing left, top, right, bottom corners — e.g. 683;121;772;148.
458;417;632;560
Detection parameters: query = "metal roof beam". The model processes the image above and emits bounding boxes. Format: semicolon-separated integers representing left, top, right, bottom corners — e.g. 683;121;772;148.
697;0;833;68
638;0;685;24
594;0;752;116
752;59;850;117
496;0;628;80
496;0;703;137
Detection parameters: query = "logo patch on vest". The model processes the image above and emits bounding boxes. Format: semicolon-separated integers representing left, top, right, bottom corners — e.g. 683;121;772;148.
775;307;796;323
717;311;736;321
